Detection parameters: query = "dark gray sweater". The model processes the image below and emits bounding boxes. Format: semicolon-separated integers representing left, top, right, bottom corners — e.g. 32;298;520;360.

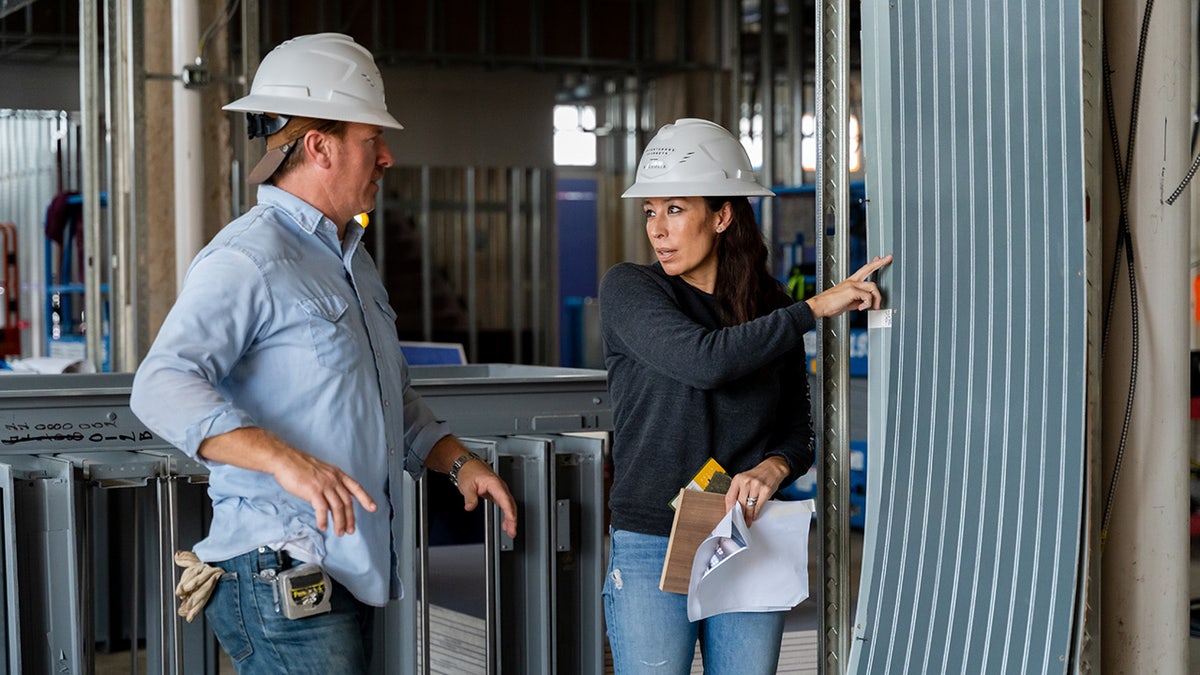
599;262;816;537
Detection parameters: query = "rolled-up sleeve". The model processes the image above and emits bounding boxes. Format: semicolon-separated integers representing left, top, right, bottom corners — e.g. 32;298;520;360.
130;249;271;461
398;355;450;478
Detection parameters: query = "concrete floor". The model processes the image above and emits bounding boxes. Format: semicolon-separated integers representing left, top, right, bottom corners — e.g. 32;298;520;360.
96;651;232;675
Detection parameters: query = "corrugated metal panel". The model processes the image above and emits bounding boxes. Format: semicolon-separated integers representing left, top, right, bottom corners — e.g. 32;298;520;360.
853;2;1087;674
0;109;77;360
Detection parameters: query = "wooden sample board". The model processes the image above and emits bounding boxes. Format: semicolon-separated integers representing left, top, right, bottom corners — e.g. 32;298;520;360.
659;489;729;594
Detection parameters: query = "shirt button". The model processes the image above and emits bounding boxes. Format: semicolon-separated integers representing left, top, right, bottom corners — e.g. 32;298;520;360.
383;400;390;407
389;447;395;455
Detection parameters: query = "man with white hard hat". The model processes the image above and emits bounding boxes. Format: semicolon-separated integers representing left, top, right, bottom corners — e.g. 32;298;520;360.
131;33;518;673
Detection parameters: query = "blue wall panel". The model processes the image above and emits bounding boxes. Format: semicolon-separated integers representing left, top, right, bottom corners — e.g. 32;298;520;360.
558;178;599;366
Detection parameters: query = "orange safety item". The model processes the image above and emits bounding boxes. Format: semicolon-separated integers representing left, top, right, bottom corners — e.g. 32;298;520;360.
1193;273;1200;323
0;223;20;358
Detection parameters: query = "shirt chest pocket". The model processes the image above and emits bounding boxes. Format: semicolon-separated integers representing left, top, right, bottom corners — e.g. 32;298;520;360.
298;294;359;372
373;296;399;339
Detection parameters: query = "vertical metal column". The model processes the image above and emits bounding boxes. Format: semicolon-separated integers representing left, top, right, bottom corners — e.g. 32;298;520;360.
172;0;204;293
420;166;433;341
815;0;852;673
620;73;643;266
0;461;26;674
1100;0;1191;671
714;0;739;124
0;456;85;674
383;470;419;675
416;478;430;675
759;0;776;249
1075;0;1103;669
132;450;212;674
465;168;479;362
529;170;544;365
787;0;806;185
128;0;148;366
129;489;141;675
106;0;133;371
80;0;105;370
158;450;219;675
238;0;262;215
494;435;553;675
459;438;501;675
509;169;524;363
158;475;183;674
543;433;605;675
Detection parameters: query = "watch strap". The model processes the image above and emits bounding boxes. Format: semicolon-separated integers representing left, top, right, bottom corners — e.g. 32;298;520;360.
449;450;483;487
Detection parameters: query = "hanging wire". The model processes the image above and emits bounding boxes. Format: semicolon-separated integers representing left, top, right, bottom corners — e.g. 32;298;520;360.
198;0;242;64
1098;0;1154;550
1169;4;1200;205
1165;151;1200;205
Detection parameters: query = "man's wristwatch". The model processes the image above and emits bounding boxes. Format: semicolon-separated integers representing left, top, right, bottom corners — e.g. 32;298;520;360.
449;450;485;487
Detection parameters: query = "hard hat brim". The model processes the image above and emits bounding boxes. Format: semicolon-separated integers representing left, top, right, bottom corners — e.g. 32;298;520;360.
223;94;404;130
620;182;775;199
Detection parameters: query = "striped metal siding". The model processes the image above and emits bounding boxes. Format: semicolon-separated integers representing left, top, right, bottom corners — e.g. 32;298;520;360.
852;2;1087;674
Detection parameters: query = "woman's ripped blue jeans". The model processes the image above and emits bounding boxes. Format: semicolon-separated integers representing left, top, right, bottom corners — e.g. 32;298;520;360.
602;528;786;675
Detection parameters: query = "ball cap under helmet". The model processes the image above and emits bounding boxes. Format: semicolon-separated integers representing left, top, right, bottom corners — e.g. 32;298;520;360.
621;118;774;199
224;33;403;183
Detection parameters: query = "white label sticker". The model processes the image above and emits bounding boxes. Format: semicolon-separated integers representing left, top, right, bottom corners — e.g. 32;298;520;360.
868;309;894;329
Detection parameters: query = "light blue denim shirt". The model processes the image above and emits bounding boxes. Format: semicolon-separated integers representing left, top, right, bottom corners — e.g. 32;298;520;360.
131;184;449;606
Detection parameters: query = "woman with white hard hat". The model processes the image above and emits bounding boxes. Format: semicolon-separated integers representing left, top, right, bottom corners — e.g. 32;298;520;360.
599;118;891;674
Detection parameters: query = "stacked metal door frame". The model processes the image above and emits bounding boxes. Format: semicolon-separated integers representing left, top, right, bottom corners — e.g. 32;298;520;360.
406;364;611;675
0;455;83;674
454;432;605;675
0;366;611;675
0;374;214;675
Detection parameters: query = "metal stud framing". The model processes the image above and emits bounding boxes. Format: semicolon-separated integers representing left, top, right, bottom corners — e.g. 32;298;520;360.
815;0;852;672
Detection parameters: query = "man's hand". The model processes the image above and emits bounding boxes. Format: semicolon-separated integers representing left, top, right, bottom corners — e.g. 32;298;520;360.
805;254;893;319
427;435;519;539
454;458;519;539
271;449;377;536
198;427;376;536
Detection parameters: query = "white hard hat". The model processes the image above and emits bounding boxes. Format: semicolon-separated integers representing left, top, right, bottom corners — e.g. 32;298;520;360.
224;33;403;130
622;118;774;199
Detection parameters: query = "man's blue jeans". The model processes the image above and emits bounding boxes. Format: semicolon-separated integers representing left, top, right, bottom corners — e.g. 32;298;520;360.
205;547;374;674
602;529;786;675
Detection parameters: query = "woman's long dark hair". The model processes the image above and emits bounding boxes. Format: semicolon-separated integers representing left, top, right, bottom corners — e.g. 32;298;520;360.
706;196;791;326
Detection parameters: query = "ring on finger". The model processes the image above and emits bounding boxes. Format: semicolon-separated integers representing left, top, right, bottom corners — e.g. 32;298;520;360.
746;496;758;507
